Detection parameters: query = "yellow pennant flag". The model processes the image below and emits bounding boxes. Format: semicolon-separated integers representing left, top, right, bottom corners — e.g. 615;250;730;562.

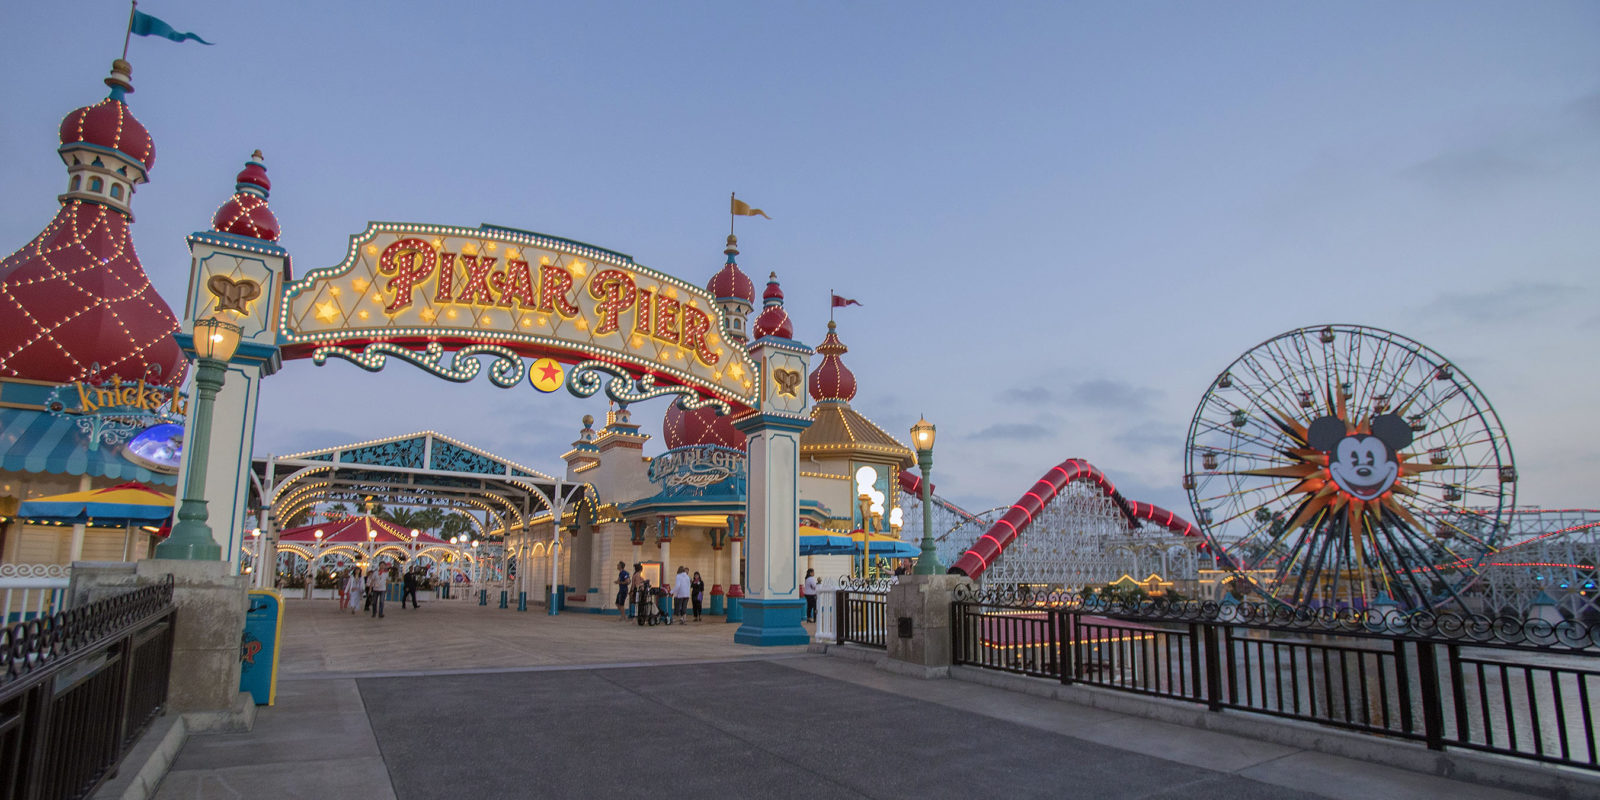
731;196;771;219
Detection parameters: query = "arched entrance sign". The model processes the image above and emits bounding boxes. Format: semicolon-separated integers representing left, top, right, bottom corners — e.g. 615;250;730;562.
274;222;760;413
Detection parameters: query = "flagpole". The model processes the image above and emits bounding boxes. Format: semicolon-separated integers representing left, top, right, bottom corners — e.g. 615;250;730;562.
830;289;834;322
122;1;138;60
729;192;736;237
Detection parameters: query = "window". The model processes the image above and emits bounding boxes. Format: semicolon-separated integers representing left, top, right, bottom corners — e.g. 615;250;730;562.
69;176;81;191
110;184;123;199
89;177;103;192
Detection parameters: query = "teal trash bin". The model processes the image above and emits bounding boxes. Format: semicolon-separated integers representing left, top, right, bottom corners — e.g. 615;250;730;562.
387;583;401;602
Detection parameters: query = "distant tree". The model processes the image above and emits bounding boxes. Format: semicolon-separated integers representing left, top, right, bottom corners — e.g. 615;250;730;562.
325;502;351;521
440;511;474;542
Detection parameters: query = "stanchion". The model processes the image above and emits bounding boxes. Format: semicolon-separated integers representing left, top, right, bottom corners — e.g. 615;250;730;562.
517;591;527;611
499;590;508;609
479;589;487;606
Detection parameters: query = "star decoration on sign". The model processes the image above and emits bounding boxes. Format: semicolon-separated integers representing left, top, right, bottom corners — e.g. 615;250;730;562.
314;299;341;324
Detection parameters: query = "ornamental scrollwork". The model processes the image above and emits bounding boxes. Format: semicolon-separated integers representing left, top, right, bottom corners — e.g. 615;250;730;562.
312;342;527;388
565;360;732;416
954;586;1600;652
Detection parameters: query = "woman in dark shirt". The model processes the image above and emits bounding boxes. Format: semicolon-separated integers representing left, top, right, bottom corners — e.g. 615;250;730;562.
690;571;706;621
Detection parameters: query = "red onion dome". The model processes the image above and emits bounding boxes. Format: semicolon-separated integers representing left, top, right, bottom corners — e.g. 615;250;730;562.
662;401;747;450
808;320;857;402
211;151;280;242
706;234;755;304
0;202;186;386
752;272;793;340
58;61;154;169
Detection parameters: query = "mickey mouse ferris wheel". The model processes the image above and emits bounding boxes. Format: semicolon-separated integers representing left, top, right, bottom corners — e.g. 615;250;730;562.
1185;324;1517;612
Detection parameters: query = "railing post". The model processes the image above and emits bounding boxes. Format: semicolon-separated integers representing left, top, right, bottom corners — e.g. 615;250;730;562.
1415;640;1445;750
1393;637;1414;735
1056;609;1070;685
1200;621;1223;711
837;590;849;643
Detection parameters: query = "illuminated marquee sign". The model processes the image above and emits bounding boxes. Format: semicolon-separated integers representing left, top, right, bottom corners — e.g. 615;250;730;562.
45;378;187;456
278;223;759;411
648;445;746;498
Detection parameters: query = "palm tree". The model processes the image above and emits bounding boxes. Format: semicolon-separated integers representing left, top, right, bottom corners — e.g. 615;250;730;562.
325;502;351;521
412;507;446;535
440;512;474;542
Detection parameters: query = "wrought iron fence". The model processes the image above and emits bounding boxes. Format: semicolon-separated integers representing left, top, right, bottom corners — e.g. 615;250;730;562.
837;577;891;649
952;588;1600;772
0;576;177;800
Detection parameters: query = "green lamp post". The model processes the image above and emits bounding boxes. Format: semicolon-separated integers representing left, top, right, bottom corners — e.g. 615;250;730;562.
910;417;942;575
157;316;242;560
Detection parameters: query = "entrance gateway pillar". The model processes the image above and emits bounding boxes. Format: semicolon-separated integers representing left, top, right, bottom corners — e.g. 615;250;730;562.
733;333;813;646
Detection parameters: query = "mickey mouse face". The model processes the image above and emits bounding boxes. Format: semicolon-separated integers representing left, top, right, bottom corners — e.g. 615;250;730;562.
1307;413;1413;502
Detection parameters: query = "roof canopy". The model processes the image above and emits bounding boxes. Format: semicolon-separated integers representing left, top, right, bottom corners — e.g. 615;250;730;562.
252;430;591;536
277;514;449;544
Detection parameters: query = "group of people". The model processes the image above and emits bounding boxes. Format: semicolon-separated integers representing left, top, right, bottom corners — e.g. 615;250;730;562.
615;562;706;624
335;565;424;618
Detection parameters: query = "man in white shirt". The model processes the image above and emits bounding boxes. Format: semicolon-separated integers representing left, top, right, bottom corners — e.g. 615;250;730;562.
368;565;389;618
802;568;819;622
672;566;692;624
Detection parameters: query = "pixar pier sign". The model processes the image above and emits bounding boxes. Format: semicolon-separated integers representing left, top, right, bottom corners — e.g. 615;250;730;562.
274;223;760;408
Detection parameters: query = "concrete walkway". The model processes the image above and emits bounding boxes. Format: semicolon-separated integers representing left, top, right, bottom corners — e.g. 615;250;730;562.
148;599;1568;800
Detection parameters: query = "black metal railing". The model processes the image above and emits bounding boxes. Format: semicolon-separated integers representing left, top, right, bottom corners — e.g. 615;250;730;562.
952;588;1600;772
0;576;177;800
837;585;889;650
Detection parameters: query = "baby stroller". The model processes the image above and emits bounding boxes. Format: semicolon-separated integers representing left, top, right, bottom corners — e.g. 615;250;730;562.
643;585;674;626
635;582;664;626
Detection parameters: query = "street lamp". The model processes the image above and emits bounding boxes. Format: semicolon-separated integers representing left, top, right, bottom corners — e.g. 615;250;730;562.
157;315;242;560
910;417;941;575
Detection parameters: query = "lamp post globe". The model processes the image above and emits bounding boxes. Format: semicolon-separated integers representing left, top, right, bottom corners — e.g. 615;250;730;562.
910;417;942;575
157;316;243;560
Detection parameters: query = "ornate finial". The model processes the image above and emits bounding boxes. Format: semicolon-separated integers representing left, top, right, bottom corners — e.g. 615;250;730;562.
251;149;263;161
828;320;836;331
724;234;739;256
105;59;134;96
769;271;777;280
582;414;594;427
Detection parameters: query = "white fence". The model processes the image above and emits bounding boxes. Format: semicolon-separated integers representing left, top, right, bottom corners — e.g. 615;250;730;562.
0;563;71;623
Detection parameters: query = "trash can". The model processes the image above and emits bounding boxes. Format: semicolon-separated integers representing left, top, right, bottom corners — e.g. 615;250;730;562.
240;589;284;705
709;584;725;616
725;585;743;623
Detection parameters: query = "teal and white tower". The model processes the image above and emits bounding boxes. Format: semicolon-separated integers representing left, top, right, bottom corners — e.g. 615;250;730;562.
733;272;813;646
174;152;288;573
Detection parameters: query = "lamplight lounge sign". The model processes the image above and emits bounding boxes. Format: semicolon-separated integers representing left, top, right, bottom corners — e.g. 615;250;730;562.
277;223;761;408
46;377;187;458
649;445;746;496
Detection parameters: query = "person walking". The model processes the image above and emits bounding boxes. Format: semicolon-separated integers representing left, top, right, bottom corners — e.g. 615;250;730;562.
368;564;388;618
690;571;705;621
614;561;630;621
336;568;350;612
672;566;691;625
401;568;421;609
802;568;819;623
344;569;363;615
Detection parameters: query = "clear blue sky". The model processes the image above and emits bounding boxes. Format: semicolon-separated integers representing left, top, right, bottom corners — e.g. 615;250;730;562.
3;1;1596;518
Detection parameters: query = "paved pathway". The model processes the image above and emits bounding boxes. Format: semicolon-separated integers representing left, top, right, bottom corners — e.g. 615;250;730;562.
151;599;1553;800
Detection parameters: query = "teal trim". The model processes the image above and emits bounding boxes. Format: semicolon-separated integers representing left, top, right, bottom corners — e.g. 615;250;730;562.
733;598;809;646
732;414;812;434
185;231;288;257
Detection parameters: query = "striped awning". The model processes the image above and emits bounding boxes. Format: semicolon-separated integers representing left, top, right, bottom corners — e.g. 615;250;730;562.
0;407;177;487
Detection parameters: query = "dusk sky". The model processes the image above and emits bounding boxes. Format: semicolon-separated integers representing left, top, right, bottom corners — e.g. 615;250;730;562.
3;2;1596;520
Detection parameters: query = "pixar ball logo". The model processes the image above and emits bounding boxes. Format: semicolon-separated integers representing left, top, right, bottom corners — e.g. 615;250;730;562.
1307;413;1413;501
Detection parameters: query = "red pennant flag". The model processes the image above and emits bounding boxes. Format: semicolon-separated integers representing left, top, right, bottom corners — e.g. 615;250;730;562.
831;294;862;309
